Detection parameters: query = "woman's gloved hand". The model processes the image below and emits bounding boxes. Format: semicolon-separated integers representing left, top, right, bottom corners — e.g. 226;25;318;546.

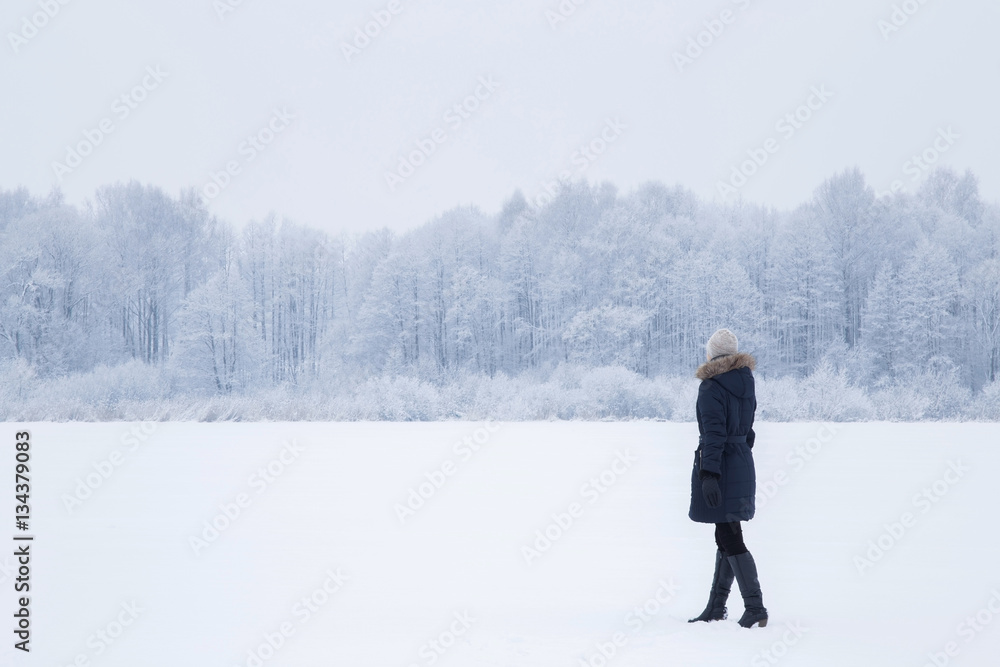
700;471;722;508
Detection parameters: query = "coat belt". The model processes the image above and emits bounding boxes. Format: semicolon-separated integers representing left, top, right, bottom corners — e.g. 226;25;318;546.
699;435;747;445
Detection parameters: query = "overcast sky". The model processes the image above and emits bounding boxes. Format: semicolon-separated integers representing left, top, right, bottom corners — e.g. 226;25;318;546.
2;0;997;235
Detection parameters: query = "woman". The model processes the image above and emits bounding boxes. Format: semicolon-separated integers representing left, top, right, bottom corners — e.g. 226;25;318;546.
687;328;768;628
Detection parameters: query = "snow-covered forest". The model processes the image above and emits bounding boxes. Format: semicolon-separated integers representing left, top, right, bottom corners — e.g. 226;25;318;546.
2;166;999;421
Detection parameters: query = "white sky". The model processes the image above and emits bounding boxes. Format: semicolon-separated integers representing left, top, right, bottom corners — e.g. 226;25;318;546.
2;0;997;235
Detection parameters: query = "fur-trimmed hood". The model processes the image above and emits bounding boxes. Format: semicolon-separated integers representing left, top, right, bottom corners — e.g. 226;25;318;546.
695;352;756;398
695;352;756;380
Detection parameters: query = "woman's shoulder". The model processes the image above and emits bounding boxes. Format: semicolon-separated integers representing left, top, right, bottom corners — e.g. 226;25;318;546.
696;377;722;398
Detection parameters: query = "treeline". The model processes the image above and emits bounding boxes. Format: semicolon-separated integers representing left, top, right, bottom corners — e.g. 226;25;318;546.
0;167;998;418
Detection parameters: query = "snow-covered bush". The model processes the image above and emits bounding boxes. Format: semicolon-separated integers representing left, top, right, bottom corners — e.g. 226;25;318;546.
755;375;807;421
0;358;36;419
868;358;972;420
756;361;872;421
796;360;872;421
574;366;670;419
909;358;972;420
0;355;992;421
868;383;932;421
465;372;569;420
968;380;1000;420
19;359;169;420
343;376;443;420
654;375;699;422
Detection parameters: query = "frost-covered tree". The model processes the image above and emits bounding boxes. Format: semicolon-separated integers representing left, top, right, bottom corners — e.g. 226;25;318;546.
860;261;903;381
171;240;261;393
1;168;999;413
812;168;878;349
895;242;961;377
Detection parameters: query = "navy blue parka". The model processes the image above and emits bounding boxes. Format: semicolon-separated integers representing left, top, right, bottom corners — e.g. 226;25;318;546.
689;352;758;524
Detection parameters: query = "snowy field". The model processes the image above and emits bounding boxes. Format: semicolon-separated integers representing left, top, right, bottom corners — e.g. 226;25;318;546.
6;421;1000;666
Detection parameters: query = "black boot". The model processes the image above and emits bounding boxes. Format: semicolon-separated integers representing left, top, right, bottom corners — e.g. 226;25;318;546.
726;551;768;628
688;549;734;622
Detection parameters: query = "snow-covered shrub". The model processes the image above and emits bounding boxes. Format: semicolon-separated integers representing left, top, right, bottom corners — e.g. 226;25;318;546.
345;376;442;420
757;361;871;421
797;360;872;421
0;358;37;419
21;359;168;419
434;373;477;418
448;365;670;420
654;375;699;422
968;380;1000;420
755;375;807;421
868;383;931;421
0;354;991;421
467;373;568;420
911;358;972;420
868;357;971;420
577;366;670;419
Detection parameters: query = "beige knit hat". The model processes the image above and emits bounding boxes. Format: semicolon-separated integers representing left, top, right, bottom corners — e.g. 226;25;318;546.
706;328;738;359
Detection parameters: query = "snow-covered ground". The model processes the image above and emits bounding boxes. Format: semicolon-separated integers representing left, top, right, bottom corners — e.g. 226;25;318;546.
7;421;1000;666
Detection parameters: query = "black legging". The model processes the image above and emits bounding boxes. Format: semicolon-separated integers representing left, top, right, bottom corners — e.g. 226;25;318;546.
715;521;748;556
